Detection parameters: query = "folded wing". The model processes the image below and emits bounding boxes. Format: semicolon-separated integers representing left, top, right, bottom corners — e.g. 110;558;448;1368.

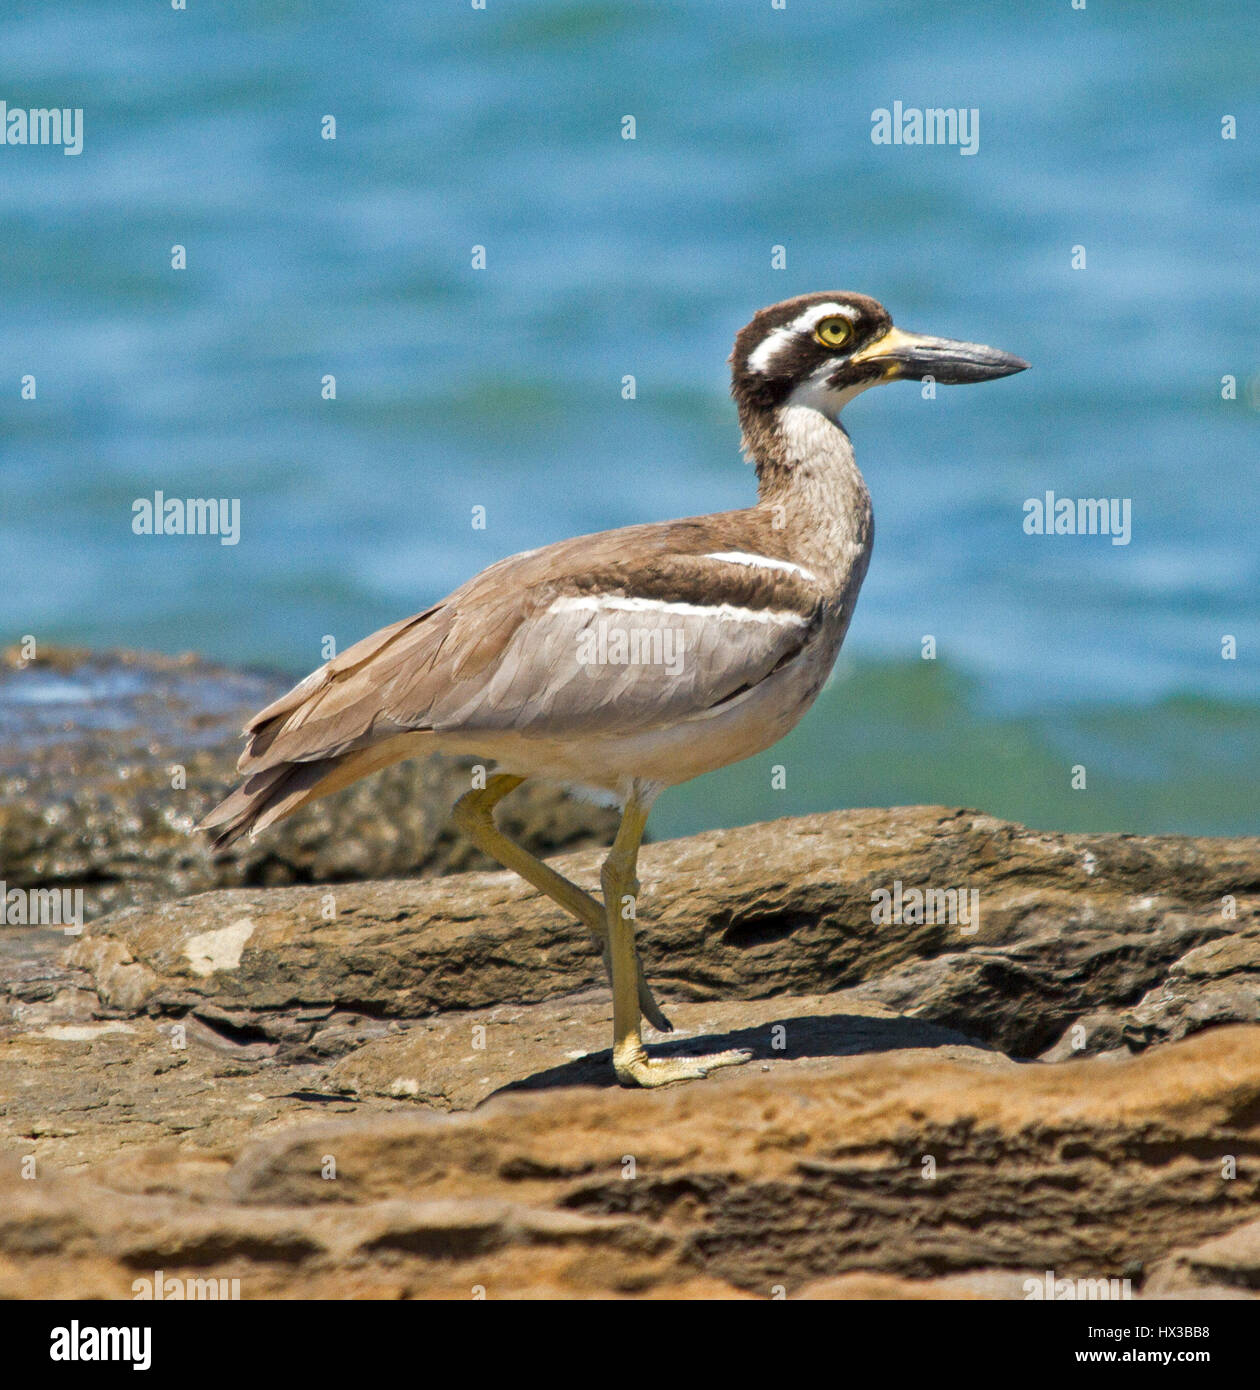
200;515;820;845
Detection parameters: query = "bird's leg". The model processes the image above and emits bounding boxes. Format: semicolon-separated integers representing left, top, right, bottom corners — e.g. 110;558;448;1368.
451;773;673;1032
602;786;752;1088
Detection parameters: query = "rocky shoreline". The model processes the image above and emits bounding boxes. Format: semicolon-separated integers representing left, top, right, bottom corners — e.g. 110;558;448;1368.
0;645;618;921
1;649;1258;1298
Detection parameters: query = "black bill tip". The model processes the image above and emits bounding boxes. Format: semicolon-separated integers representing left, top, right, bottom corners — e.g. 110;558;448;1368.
891;334;1029;384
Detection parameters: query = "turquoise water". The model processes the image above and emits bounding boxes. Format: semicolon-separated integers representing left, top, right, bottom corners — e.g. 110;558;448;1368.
1;1;1256;836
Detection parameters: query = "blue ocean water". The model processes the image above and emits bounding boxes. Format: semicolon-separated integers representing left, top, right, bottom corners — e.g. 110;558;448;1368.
0;0;1255;836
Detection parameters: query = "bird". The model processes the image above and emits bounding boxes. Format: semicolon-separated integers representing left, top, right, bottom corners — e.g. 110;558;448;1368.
200;291;1027;1088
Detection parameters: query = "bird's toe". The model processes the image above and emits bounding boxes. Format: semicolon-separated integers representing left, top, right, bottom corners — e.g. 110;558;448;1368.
613;1047;753;1088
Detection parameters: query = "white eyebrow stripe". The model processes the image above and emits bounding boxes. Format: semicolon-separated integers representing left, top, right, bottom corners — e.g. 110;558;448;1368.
704;551;817;582
745;327;796;375
788;302;855;331
547;594;808;625
745;302;857;375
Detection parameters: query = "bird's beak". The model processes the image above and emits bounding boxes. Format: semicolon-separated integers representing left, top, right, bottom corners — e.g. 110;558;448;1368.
848;325;1029;384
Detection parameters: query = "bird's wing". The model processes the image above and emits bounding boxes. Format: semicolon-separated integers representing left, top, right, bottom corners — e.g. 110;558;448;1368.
236;513;821;775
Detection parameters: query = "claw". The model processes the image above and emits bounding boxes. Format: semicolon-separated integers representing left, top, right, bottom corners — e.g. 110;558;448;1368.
639;978;674;1034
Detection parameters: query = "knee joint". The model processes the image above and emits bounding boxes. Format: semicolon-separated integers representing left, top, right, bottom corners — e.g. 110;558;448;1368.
452;791;492;835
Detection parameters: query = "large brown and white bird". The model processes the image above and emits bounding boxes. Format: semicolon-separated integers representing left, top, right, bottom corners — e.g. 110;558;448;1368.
201;292;1027;1087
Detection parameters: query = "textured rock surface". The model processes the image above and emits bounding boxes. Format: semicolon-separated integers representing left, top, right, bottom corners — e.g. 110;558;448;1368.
2;1028;1257;1299
52;805;1258;1060
1040;924;1260;1061
0;645;617;919
1143;1218;1260;1295
3;801;1258;1299
0;990;981;1170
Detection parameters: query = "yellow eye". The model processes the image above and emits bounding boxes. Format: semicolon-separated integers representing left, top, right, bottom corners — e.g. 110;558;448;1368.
814;316;853;349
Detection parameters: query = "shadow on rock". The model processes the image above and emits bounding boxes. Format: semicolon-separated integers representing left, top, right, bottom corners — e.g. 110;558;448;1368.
497;1009;986;1096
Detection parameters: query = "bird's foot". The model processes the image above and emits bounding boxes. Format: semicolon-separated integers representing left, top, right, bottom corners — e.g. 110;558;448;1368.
612;1045;752;1089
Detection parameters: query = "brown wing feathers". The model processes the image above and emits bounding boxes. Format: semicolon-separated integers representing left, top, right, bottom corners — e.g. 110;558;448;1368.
199;512;818;848
198;581;539;848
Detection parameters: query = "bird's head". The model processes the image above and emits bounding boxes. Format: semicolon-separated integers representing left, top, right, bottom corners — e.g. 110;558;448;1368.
730;291;1028;423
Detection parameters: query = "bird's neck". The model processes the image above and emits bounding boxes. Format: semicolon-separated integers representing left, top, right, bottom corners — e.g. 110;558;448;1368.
742;401;874;580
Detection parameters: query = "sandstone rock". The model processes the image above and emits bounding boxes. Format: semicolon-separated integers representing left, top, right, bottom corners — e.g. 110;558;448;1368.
797;1269;1254;1299
57;806;1259;1062
1040;925;1260;1062
4;785;1259;1301
0;989;981;1172
1145;1218;1260;1295
1;1028;1258;1298
323;988;982;1110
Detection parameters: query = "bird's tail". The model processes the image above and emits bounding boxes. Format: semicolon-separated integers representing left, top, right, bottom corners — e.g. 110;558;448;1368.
197;759;341;850
197;732;428;851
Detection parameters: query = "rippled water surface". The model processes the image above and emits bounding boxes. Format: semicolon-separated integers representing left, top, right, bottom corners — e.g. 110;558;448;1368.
1;1;1255;835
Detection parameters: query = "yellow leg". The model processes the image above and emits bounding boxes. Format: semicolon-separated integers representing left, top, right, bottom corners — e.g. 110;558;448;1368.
603;784;752;1088
452;774;672;1032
